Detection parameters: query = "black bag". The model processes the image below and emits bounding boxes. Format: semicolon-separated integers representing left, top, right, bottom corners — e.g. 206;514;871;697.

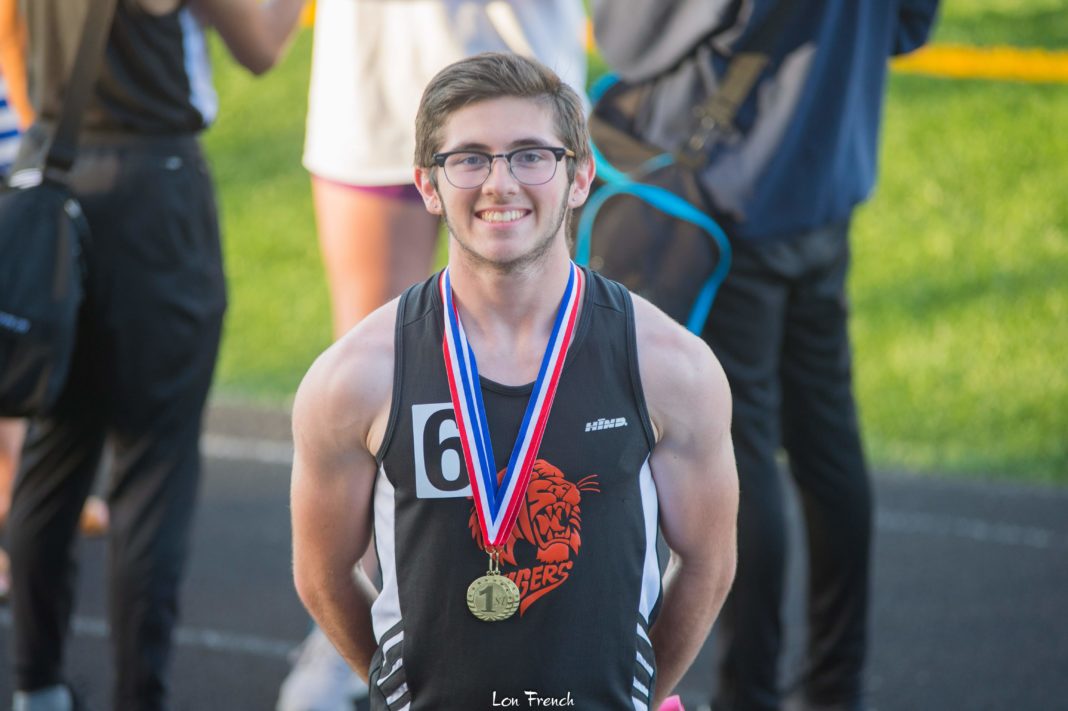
0;181;88;415
0;0;116;416
575;78;731;334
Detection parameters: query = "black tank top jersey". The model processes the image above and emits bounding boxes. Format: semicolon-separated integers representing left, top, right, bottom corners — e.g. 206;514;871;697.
25;0;215;134
371;268;662;711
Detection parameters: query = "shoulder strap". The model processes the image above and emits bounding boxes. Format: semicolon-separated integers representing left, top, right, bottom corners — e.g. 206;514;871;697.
44;0;120;181
680;0;801;164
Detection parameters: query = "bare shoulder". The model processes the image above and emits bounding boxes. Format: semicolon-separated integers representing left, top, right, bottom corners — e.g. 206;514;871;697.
293;299;399;460
630;294;731;443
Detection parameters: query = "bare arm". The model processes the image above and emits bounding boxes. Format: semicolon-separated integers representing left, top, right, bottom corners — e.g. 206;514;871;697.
190;0;305;75
291;302;397;679
635;297;739;708
0;0;33;127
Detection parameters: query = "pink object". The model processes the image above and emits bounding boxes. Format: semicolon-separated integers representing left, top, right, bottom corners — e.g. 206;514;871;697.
657;696;685;711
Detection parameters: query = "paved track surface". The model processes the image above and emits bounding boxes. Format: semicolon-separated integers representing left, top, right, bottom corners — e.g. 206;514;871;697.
0;406;1065;710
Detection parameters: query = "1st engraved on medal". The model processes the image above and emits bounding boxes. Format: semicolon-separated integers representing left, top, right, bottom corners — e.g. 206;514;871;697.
466;573;520;622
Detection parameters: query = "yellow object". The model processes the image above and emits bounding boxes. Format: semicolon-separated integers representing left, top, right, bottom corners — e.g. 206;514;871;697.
892;44;1068;84
301;0;315;28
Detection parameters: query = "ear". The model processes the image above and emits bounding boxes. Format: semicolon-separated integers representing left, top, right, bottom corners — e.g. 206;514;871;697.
567;157;596;209
414;166;443;215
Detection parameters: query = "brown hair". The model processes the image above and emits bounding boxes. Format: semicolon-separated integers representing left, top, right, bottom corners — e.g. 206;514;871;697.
414;52;590;179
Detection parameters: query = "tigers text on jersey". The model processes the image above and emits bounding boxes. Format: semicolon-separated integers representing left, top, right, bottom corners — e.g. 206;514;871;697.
371;268;662;710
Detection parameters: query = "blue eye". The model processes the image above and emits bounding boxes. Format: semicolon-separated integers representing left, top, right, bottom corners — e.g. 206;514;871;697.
513;149;548;165
446;153;490;169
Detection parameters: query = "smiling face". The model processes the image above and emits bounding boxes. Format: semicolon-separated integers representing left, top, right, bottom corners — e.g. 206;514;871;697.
414;96;594;274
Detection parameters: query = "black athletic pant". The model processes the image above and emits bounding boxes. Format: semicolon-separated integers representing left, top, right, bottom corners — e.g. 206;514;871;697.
705;221;872;711
9;131;226;711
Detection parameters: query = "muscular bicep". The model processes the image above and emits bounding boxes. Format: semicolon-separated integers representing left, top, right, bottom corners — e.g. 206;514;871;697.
636;300;738;568
289;331;393;602
651;412;737;569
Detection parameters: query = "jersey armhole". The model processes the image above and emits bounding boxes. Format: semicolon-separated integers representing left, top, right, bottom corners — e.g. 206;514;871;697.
620;282;658;451
374;290;408;465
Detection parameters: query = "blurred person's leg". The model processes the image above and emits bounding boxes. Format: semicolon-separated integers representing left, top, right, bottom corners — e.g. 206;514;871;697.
311;176;439;338
779;223;871;711
74;137;225;711
9;316;107;698
0;418;27;523
0;418;27;601
703;242;791;711
1;419;107;533
1;416;108;538
78;493;109;536
7;132;118;707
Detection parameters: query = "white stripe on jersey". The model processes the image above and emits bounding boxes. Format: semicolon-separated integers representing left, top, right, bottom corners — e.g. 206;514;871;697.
638;455;661;619
371;464;403;641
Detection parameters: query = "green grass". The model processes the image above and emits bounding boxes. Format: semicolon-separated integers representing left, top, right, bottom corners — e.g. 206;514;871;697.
853;76;1067;481
201;3;1067;482
202;32;328;404
933;0;1068;48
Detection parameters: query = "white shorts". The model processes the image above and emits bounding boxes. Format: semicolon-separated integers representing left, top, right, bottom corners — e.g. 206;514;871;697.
302;0;588;187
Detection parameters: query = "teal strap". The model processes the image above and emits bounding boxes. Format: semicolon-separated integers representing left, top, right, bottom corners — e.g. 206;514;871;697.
577;75;732;335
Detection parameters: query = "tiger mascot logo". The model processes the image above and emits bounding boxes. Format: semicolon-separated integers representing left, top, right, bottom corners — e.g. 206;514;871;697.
469;459;599;614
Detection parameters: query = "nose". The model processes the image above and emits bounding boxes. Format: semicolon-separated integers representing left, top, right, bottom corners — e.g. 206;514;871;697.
481;155;519;195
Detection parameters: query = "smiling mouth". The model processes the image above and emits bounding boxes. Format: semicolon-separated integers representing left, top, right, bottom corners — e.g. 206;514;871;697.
478;209;528;223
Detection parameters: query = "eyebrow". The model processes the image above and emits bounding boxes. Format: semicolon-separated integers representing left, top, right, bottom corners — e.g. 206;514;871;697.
443;138;556;152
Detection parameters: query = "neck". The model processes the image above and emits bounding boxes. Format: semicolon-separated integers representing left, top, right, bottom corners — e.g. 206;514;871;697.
446;246;577;385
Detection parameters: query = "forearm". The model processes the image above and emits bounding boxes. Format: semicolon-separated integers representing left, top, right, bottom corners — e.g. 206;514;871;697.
298;565;380;680
256;0;305;61
649;553;734;707
194;0;305;75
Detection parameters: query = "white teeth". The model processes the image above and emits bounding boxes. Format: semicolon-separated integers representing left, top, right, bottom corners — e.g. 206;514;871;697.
480;210;524;223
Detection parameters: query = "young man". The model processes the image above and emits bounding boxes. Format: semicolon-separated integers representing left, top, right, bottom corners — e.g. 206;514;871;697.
291;53;739;710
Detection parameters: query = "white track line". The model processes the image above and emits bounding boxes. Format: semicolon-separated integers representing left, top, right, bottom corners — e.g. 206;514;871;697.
202;434;293;466
0;609;294;659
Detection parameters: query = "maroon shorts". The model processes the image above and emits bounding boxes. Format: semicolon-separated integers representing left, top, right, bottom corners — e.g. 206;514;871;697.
313;175;423;203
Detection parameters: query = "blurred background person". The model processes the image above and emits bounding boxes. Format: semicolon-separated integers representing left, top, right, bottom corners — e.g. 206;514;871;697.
0;0;306;708
276;2;588;710
1;1;110;610
0;0;31;605
590;1;940;709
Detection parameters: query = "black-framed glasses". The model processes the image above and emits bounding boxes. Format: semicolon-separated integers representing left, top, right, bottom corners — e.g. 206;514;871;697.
432;146;575;189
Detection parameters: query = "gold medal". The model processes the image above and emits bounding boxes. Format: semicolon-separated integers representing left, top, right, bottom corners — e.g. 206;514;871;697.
467;549;520;622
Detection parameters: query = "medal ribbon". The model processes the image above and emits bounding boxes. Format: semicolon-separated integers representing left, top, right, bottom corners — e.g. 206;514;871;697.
440;262;584;547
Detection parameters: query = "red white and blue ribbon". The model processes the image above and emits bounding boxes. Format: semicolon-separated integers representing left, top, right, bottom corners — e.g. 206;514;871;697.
440;262;584;547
